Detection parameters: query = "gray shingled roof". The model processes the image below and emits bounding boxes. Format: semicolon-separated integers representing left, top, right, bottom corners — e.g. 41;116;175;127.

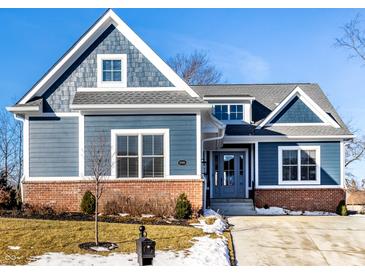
72;90;206;105
13;98;43;107
192;83;352;137
226;124;351;136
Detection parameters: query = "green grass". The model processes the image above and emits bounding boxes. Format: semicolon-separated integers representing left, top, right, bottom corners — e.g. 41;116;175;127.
0;217;205;265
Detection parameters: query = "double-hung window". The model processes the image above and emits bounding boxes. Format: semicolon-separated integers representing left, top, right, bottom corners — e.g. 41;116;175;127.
112;129;169;179
278;146;320;184
116;136;138;178
97;54;127;87
213;104;244;121
142;135;164;178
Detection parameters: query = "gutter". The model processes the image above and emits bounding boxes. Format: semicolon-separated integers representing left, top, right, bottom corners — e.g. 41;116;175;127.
201;114;226;210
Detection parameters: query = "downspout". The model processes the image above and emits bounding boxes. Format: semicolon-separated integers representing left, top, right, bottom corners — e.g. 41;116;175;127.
201;123;226;210
13;114;25;203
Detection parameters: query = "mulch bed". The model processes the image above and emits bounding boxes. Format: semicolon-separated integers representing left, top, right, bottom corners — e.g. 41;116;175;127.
0;210;191;226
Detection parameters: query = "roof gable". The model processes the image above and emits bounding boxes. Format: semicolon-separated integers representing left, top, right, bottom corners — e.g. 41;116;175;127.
270;95;323;124
17;9;199;107
257;86;340;128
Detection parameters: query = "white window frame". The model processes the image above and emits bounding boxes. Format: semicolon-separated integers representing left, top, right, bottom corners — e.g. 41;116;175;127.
97;54;127;88
111;129;170;179
212;103;246;124
278;146;321;185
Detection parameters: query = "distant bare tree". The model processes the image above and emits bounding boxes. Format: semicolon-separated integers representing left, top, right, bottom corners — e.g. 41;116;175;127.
167;50;222;85
343;121;365;179
345;136;365;168
0;110;22;187
87;133;110;246
335;14;365;64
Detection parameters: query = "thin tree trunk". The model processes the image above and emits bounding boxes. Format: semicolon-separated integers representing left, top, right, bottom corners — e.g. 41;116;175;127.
95;180;99;246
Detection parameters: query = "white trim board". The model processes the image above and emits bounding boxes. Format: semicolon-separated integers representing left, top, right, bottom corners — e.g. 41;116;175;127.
78;114;85;177
77;87;184;92
18;9;200;105
24;175;201;182
256;185;343;189
257;86;340;129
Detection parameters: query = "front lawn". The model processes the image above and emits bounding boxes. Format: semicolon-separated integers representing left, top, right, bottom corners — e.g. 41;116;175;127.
0;217;205;265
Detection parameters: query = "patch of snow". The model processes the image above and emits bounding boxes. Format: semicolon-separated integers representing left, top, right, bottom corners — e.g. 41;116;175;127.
8;246;21;250
141;214;155;218
88;243;118;252
204;208;221;218
118;213;129;217
192;209;228;234
349;214;365;217
89;246;110;252
301;211;337;216
256;207;286;215
256;207;337;216
28;236;230;266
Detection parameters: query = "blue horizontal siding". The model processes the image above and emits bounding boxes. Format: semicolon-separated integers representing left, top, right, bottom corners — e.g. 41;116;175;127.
271;96;323;123
29;117;79;177
258;141;341;186
84;114;197;176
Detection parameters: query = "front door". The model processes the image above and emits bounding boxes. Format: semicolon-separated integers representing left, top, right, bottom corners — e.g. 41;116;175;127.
213;152;247;198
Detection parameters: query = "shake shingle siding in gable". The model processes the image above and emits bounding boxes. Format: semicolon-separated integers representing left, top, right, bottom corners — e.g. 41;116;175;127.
270;96;323;124
29;117;79;177
43;25;173;113
84;115;197;176
258;141;341;186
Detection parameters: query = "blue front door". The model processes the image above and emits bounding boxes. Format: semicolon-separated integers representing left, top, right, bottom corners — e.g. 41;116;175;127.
213;152;247;198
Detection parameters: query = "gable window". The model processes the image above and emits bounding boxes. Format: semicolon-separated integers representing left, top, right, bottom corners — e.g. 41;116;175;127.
278;146;320;184
97;54;127;87
111;129;169;179
102;60;122;82
213;104;244;121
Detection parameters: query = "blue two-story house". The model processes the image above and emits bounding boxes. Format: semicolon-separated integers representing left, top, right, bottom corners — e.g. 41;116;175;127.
7;10;353;213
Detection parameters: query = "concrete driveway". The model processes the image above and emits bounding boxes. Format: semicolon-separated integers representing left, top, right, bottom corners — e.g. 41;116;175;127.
228;215;365;266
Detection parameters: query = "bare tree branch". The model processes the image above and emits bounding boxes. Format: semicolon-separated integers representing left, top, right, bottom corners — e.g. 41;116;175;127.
335;14;365;64
167;50;222;85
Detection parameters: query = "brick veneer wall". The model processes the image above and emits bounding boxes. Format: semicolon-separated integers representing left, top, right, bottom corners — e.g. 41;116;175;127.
255;188;345;212
22;179;204;213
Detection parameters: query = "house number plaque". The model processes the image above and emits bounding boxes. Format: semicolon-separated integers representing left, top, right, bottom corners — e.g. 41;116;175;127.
178;160;187;166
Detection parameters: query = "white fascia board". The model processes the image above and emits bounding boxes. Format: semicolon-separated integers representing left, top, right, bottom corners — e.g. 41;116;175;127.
257;86;340;129
77;87;184;92
6;106;40;113
18;9;200;105
204;96;255;101
70;104;211;110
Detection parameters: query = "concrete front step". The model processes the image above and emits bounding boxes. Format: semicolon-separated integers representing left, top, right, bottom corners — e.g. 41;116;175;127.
210;199;257;216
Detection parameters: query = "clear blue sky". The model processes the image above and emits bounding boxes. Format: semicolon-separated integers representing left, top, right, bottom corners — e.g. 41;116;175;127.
0;8;364;179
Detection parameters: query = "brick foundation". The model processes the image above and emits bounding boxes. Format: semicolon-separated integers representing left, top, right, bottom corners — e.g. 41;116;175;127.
255;188;345;212
22;179;204;213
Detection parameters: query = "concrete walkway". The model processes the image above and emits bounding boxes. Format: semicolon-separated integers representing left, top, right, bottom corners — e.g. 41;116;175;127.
228;215;365;266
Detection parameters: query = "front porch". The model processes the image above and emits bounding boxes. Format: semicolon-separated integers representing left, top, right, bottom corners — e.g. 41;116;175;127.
203;143;257;215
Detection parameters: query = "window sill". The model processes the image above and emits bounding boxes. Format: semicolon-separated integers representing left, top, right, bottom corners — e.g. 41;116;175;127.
278;181;320;185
